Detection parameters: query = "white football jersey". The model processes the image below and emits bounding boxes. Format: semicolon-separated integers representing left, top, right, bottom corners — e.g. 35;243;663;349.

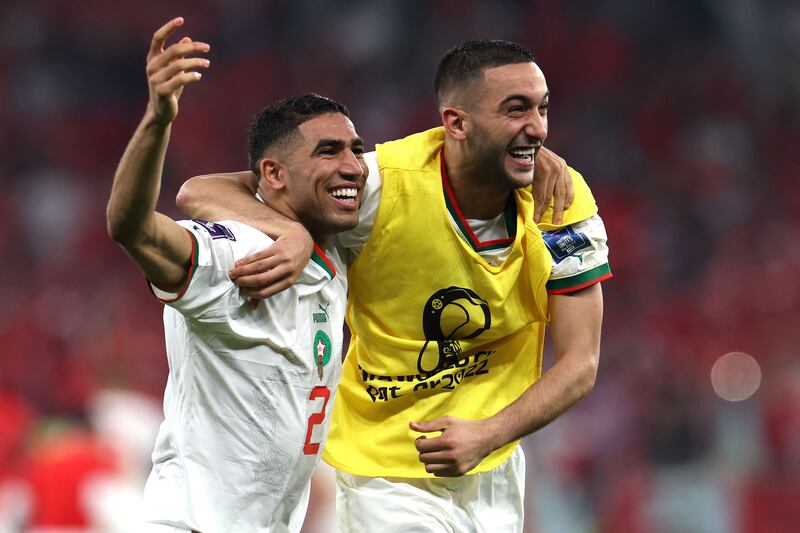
141;219;346;533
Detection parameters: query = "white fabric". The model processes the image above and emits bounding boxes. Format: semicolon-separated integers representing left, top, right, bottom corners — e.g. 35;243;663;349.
138;523;193;532
543;213;609;281
335;447;526;533
143;220;346;533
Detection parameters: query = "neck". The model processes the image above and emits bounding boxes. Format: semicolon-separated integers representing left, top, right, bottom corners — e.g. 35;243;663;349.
262;194;329;248
443;142;509;219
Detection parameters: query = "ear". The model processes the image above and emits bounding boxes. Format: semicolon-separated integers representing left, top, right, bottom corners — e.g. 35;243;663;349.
259;157;286;191
441;107;469;141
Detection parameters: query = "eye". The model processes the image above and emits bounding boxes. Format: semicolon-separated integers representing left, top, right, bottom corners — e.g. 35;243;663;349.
353;147;365;157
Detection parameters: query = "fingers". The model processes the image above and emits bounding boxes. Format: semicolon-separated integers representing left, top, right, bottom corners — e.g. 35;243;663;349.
145;19;210;116
417;445;467;477
234;261;299;300
148;17;184;61
150;57;210;85
533;148;553;223
155;70;204;95
552;167;567;225
147;40;210;75
238;274;295;300
409;418;448;434
229;253;285;282
227;241;311;300
564;168;575;210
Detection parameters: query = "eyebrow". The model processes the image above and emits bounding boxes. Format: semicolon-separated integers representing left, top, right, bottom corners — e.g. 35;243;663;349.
313;137;365;152
498;91;550;107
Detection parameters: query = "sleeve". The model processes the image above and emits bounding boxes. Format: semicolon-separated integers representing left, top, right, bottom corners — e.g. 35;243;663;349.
543;213;612;294
334;150;381;258
147;219;248;319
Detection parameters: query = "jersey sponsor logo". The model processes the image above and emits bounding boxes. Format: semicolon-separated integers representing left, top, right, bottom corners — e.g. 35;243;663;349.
542;226;590;264
359;350;496;402
417;286;491;374
192;219;237;241
313;303;330;324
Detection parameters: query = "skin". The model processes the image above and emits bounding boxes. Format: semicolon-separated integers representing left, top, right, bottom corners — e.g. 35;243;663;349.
256;114;367;247
441;62;550;218
401;61;602;477
107;18;365;293
175;57;603;479
106;17;210;291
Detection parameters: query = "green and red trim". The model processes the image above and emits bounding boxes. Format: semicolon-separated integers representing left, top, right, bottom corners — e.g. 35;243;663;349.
546;263;612;294
311;244;336;279
440;153;516;252
148;228;200;302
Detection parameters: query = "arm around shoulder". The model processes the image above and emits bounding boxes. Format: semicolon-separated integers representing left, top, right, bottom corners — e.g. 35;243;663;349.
176;171;258;222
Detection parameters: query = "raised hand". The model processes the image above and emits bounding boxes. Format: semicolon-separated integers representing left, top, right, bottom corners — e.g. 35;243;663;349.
145;17;210;125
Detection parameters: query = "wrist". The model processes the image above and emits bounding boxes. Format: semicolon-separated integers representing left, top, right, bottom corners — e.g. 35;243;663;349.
481;416;508;453
142;107;173;130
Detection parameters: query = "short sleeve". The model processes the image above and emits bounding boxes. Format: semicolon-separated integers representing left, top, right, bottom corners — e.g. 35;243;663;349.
543;214;612;294
148;219;246;319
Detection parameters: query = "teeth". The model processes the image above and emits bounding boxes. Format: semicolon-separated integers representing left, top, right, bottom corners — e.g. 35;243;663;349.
330;188;357;199
509;147;536;163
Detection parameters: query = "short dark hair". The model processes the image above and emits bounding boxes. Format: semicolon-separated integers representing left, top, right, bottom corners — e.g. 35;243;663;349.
434;40;536;107
248;94;350;176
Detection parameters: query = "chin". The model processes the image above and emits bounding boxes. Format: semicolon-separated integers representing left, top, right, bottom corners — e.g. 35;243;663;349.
504;169;534;190
329;215;359;233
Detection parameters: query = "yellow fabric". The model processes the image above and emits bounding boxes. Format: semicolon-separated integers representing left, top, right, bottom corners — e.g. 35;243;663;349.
324;127;578;477
536;167;598;231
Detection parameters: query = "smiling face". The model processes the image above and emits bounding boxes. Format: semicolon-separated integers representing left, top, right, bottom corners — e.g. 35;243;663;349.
465;62;549;191
260;113;367;244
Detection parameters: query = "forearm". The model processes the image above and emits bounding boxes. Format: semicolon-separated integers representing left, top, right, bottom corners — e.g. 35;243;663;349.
486;347;598;449
177;172;304;239
485;284;602;450
107;111;171;245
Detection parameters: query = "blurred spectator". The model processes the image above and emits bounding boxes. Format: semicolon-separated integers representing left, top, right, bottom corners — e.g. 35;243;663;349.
1;0;799;531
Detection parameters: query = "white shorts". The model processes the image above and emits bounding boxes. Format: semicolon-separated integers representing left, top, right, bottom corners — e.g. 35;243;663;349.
139;523;197;533
335;446;525;533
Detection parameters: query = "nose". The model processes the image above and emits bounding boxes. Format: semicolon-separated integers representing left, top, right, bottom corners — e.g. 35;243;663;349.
339;150;364;180
525;112;548;143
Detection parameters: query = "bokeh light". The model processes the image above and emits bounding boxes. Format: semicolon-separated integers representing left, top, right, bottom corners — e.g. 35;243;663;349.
711;352;762;402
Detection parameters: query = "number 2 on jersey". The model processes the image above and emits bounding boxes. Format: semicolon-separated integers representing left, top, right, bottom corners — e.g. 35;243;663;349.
303;385;330;455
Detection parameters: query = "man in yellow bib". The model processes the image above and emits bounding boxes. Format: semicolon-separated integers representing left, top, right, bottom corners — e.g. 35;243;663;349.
179;40;610;532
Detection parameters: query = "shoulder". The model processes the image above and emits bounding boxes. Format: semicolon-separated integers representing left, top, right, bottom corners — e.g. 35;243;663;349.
179;219;275;260
375;127;444;171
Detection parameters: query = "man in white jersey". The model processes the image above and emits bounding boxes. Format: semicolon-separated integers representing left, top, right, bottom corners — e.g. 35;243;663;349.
177;41;609;532
106;18;366;532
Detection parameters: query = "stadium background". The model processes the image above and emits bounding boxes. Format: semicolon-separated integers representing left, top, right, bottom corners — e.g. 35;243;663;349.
1;0;799;531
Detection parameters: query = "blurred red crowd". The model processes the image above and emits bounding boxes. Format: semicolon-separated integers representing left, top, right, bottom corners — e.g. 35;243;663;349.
1;1;799;531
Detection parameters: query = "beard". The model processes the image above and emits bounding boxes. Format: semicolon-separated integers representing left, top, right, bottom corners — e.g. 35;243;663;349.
466;124;530;191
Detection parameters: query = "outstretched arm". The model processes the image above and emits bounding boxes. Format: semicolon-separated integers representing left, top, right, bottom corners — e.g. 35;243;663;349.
107;17;210;290
177;172;314;299
411;283;603;477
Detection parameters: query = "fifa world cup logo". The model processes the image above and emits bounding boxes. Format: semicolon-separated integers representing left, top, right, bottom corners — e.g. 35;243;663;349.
416;286;491;374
